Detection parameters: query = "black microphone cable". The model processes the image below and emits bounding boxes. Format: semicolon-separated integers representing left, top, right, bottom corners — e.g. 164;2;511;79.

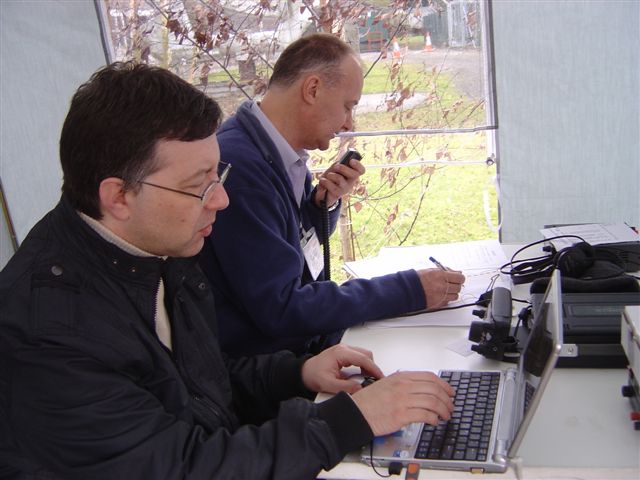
319;149;362;282
320;190;332;281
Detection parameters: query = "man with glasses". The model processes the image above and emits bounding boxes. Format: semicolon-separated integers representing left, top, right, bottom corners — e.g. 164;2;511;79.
137;161;232;204
0;62;455;479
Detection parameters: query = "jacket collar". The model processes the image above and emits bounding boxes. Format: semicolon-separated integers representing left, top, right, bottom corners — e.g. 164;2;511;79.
225;101;300;208
54;196;183;287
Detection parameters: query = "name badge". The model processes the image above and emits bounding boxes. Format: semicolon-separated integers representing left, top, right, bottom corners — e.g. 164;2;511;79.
301;227;323;280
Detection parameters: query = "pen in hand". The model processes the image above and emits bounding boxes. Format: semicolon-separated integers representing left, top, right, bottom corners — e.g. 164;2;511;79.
429;256;449;271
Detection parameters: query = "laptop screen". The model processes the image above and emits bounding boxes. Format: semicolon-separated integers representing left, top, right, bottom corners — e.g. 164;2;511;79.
509;269;563;455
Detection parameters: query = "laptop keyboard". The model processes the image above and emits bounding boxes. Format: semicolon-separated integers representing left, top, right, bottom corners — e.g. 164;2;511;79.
414;371;500;461
524;381;535;413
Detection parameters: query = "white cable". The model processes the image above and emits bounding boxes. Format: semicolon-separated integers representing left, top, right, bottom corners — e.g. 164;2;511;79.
484;171;501;233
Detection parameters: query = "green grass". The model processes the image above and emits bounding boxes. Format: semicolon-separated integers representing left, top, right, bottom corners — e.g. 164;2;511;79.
310;60;497;282
323;142;498;282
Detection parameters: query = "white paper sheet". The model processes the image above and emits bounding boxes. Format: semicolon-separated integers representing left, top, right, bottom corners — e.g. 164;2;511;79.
343;240;512;328
540;223;639;250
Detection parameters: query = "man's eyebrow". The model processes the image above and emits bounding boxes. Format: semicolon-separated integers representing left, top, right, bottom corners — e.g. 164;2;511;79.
179;166;215;185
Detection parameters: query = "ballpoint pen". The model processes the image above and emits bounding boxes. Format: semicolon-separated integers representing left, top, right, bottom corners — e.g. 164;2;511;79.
429;256;450;271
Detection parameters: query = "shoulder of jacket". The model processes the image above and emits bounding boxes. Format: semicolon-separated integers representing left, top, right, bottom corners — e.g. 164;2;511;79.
218;105;280;163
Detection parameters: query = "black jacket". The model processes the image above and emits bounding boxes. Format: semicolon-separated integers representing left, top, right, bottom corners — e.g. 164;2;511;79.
0;196;372;479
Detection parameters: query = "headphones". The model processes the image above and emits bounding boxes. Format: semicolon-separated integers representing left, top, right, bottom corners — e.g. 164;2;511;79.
502;237;627;285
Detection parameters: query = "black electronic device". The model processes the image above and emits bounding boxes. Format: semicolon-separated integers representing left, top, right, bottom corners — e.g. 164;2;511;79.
320;149;362;281
506;241;631;285
529;291;640;368
338;148;362;166
621;369;640;430
621;306;640;430
468;287;519;362
597;241;640;272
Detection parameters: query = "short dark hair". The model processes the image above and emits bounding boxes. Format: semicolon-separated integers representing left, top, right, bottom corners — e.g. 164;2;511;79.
268;33;356;89
60;61;222;218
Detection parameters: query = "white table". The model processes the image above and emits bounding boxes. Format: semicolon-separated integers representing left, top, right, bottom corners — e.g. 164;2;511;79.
318;244;640;479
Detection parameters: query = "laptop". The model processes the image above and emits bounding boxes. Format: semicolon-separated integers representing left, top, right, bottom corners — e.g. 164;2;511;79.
362;269;564;473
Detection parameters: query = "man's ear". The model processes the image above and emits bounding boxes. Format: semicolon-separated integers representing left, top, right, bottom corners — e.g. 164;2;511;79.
99;177;131;221
301;74;322;105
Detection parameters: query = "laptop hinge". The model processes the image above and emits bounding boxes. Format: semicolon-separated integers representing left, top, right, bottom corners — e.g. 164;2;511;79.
494;368;518;458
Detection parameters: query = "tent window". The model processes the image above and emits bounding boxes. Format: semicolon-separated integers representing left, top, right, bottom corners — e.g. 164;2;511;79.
100;0;498;279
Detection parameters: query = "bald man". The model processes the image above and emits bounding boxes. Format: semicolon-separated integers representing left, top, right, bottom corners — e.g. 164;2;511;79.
199;33;464;357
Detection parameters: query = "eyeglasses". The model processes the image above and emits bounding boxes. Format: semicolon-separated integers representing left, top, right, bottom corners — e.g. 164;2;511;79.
137;162;231;205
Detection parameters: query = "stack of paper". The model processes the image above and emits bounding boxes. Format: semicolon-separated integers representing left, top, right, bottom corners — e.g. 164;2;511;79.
540;223;639;251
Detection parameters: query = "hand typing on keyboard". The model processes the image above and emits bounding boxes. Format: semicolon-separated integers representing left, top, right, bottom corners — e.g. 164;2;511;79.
299;344;455;438
350;371;456;437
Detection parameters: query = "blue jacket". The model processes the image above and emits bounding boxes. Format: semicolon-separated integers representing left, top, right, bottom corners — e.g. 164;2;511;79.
200;101;426;357
0;196;372;479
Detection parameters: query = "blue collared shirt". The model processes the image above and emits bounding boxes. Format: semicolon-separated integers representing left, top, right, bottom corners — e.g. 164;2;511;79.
248;101;309;206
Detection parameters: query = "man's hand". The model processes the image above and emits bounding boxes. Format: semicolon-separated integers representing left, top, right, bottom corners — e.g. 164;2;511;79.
416;268;466;310
350;371;455;436
301;344;384;394
314;157;365;208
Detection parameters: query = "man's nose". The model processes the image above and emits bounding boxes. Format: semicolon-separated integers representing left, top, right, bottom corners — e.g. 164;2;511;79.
204;184;229;211
342;112;354;132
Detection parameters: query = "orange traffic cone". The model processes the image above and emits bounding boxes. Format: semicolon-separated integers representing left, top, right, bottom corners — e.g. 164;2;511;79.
423;32;434;52
392;37;402;60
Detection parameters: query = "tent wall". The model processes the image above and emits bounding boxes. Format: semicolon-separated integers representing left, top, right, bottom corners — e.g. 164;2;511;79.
2;1;639;268
0;201;12;269
0;0;107;268
493;0;640;243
